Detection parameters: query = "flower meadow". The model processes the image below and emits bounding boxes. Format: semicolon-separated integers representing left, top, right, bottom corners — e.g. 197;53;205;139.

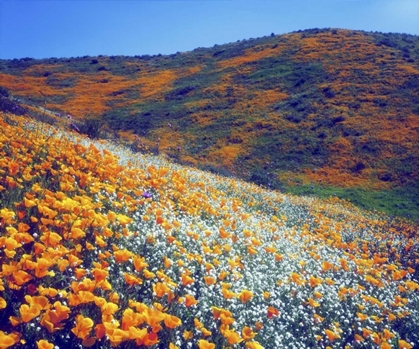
0;112;418;349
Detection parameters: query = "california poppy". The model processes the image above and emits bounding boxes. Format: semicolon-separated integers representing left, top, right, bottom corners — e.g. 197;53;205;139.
71;314;94;339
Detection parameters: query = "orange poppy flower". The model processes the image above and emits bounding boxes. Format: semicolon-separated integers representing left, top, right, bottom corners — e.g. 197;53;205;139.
5;237;20;254
127;326;147;345
290;272;305;286
357;312;368;321
101;302;119;316
181;274;194;286
124;273;143;286
309;275;323;288
106;327;129;346
322;261;334;271
9;311;23;326
185;294;198;307
74;268;88;280
246;342;264;349
218;271;229;280
325;278;336;285
13;270;32;286
33;242;46;255
371;332;381;345
121;308;143;330
17;222;30;233
153;282;169;298
383;329;395;339
71;314;94;339
145;323;161;340
400;280;416;292
194;317;204;329
142;307;166;328
211;306;227;320
267;306;279;319
114;249;133;263
40;308;68;333
238;290;254;303
398;340;413;349
92;268;108;282
220;313;235;325
163;256;172;268
222;328;243;345
40;231;62;248
183;330;193;340
94;324;106;340
95;235;107;248
205;262;214;272
222;288;236;299
242;326;256;340
325;329;340;341
219;227;230;239
204;276;216;285
308;297;320;307
70;227;86;240
53;301;71;317
201;327;212;337
0;208;16;225
314;313;324;323
20;304;42;323
354;334;364;342
264;246;277;253
198;339;215;349
0;297;6;310
25;295;50;311
397;269;409;280
164;314;182;329
36;339;54;349
362;328;372;338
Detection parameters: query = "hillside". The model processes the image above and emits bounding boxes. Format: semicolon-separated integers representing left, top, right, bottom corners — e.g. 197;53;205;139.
0;28;418;218
0;112;418;348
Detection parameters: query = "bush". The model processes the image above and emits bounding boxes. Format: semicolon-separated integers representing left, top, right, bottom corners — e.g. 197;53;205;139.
77;115;103;139
323;86;335;98
0;86;10;98
0;96;27;115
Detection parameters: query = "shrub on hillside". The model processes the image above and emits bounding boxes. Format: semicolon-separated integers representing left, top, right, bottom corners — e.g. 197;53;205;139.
0;86;9;98
77;115;103;139
0;87;27;116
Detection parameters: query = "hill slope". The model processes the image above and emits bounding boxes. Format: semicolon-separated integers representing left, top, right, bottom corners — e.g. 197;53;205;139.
0;112;418;348
0;28;418;217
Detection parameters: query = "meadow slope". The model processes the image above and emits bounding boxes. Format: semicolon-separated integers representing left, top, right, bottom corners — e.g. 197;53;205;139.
0;28;418;218
0;112;418;349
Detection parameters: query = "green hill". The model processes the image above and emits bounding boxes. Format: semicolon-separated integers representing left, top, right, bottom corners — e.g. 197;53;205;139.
0;28;418;218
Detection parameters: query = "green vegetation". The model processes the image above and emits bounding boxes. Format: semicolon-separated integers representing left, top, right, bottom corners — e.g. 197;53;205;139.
285;181;419;220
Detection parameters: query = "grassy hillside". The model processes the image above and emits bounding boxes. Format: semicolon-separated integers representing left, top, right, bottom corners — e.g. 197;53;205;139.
0;112;418;349
0;28;418;218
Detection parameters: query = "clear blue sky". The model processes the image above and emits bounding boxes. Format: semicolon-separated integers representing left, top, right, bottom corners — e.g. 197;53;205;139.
0;0;418;60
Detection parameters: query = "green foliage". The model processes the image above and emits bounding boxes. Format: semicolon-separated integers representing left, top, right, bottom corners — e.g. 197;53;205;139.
286;181;419;220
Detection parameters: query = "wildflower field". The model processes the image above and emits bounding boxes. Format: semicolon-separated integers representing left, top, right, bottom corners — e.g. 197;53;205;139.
0;112;418;349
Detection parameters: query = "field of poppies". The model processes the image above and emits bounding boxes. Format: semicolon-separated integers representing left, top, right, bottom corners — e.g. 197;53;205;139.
0;112;418;349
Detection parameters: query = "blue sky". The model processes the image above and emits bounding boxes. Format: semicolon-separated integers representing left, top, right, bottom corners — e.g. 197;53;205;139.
0;0;418;60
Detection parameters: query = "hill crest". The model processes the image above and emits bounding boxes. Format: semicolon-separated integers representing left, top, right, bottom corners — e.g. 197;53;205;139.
0;28;418;217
